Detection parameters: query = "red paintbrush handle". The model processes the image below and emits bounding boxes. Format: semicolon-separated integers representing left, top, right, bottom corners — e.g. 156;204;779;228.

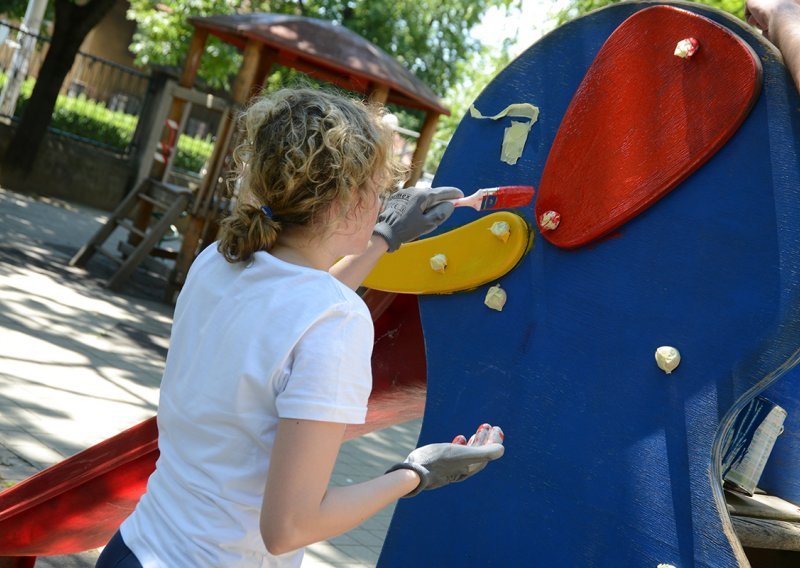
451;185;535;211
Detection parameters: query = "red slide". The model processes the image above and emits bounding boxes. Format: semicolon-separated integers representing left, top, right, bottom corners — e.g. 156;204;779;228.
0;291;426;562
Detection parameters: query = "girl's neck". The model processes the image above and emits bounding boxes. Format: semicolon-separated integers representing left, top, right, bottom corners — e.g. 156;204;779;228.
271;227;336;271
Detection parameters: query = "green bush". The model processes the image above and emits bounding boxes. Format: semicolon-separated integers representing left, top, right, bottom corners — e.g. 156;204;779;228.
48;94;138;149
2;73;213;173
175;135;214;173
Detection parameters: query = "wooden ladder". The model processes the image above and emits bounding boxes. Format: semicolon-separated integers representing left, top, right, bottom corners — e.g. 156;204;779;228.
69;178;192;291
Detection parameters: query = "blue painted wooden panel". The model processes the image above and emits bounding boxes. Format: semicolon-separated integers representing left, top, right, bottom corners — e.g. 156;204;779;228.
379;2;800;566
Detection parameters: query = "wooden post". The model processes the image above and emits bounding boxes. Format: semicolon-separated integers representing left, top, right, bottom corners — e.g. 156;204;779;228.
232;40;267;103
161;100;193;185
0;558;36;568
191;112;234;217
150;28;209;181
191;40;268;216
254;46;279;93
193;46;278;219
405;110;439;187
167;39;270;301
365;87;428;327
128;71;177;193
368;82;389;105
131;29;208;244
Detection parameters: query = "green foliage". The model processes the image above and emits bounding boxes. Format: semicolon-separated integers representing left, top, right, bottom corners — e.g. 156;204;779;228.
555;0;745;25
126;0;522;173
426;38;516;172
126;0;516;96
127;0;242;90
175;134;214;172
331;0;514;95
0;0;43;21
48;95;138;148
0;71;212;170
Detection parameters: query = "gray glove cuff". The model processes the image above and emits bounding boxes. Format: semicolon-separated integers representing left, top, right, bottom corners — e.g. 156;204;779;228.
385;462;429;498
373;186;462;253
372;224;399;252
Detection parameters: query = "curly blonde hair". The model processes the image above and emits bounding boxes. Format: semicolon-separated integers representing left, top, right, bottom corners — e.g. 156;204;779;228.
218;88;405;263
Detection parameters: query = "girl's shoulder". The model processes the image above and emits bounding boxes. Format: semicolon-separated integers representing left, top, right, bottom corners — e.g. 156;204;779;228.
185;244;370;320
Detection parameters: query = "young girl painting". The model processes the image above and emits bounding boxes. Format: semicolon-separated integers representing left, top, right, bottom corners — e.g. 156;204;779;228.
96;88;504;567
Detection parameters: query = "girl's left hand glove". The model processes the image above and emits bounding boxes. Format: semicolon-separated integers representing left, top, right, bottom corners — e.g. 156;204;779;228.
386;424;504;497
373;186;463;252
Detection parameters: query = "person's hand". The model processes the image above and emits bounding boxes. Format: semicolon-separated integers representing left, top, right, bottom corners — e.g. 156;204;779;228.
372;186;463;252
386;423;505;497
746;0;798;41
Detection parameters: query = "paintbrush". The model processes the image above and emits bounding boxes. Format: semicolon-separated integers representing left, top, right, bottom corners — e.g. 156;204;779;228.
450;185;535;211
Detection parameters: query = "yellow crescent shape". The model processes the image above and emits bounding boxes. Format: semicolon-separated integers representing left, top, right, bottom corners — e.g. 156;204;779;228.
363;211;532;294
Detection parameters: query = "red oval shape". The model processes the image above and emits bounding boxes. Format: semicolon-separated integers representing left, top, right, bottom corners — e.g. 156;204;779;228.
536;6;762;248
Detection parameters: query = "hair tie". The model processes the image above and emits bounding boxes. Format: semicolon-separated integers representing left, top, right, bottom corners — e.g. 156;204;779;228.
260;205;274;220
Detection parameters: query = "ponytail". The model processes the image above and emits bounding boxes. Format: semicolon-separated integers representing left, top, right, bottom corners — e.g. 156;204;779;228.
217;204;281;263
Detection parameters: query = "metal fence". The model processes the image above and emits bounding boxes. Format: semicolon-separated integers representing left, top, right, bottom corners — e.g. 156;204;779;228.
0;20;149;155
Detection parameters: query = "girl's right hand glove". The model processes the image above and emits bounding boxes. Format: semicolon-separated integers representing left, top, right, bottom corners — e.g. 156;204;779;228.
386;424;504;497
373;186;463;252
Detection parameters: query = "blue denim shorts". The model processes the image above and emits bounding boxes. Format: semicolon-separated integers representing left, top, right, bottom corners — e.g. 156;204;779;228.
95;531;143;568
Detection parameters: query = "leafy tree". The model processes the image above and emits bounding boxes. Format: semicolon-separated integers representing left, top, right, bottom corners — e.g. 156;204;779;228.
426;38;515;172
0;0;41;19
0;0;118;180
555;0;745;25
127;0;517;98
128;0;520;173
127;0;241;91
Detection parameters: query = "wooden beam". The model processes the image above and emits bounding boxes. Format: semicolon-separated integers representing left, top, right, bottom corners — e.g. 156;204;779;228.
180;29;209;88
232;39;265;104
732;516;800;551
169;39;266;300
727;490;800;523
405;110;439;187
0;556;36;567
193;38;263;215
149;29;208;181
254;46;279;93
193;110;235;217
367;82;389;105
172;85;230;112
130;75;178;193
133;30;209;244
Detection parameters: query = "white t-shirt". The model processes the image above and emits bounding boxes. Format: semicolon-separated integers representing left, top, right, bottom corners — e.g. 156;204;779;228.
120;244;374;567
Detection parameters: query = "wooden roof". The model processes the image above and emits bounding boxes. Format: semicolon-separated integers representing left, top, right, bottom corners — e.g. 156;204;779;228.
188;13;450;115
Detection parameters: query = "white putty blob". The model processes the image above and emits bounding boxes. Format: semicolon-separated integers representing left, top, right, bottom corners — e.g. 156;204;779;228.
484;284;507;311
655;346;681;374
429;253;447;273
540;210;561;231
489;221;511;243
674;37;699;58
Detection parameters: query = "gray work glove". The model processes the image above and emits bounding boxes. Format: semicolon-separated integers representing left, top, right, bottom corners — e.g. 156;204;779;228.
373;186;463;252
386;424;505;497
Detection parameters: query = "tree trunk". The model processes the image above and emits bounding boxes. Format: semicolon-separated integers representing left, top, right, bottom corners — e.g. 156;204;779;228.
0;0;117;184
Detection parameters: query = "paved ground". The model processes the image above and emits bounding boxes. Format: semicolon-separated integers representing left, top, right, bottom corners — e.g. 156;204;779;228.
0;188;421;567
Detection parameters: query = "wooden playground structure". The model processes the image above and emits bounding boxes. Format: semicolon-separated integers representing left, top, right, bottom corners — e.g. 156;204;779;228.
70;13;449;302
